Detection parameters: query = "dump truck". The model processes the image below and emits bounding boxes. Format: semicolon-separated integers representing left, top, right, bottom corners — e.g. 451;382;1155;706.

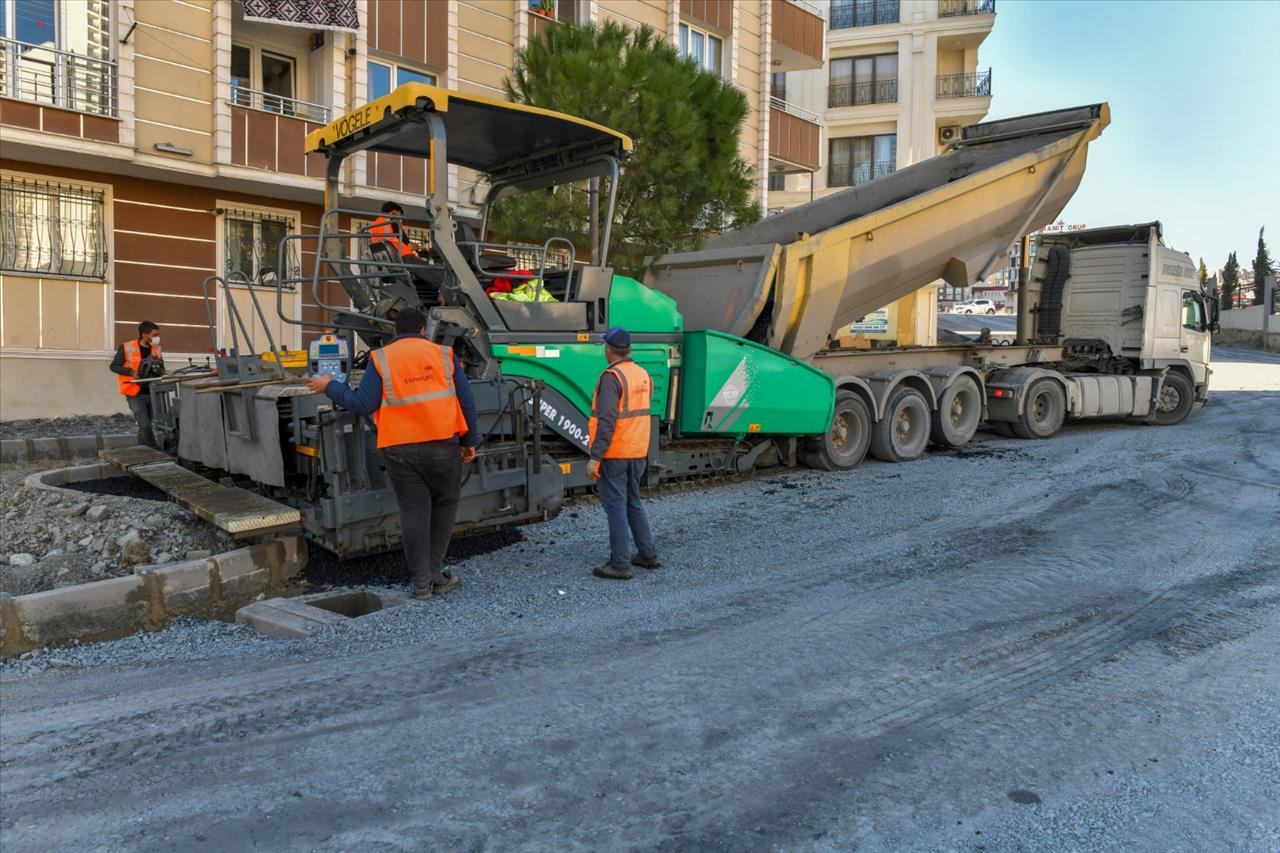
118;86;1212;557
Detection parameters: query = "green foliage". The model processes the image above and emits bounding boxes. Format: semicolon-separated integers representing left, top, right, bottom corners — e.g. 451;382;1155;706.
1220;251;1240;311
491;20;760;275
1251;227;1274;306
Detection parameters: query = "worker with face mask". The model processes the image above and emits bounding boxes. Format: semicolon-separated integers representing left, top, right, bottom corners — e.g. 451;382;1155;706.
109;320;164;447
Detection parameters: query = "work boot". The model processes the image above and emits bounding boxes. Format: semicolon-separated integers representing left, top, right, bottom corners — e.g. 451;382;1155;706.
411;586;433;601
631;554;662;570
593;563;633;580
432;572;461;596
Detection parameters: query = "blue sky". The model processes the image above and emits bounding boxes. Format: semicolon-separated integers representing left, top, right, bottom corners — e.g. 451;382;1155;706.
980;0;1280;273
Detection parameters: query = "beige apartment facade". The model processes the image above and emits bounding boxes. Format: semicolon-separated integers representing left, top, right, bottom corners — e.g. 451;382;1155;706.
0;0;824;419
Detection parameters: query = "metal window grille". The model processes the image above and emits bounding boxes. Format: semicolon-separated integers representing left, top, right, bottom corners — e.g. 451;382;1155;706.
222;208;300;286
0;176;107;278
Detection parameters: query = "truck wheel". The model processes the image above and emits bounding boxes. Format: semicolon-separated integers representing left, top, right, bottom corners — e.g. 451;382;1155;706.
803;391;871;470
1012;378;1065;439
930;375;981;448
870;386;930;462
1153;372;1195;426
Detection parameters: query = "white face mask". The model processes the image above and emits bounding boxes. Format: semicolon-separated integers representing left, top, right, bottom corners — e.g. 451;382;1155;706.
150;336;161;345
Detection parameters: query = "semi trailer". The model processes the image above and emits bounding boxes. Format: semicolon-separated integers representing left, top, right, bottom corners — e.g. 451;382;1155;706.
116;86;1212;558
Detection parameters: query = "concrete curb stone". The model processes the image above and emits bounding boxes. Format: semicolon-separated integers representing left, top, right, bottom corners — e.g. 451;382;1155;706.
0;535;307;658
0;434;133;465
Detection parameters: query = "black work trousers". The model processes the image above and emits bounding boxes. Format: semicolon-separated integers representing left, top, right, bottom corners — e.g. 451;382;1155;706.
382;440;463;592
126;394;154;447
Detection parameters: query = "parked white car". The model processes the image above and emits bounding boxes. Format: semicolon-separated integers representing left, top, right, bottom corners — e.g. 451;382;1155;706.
952;298;998;314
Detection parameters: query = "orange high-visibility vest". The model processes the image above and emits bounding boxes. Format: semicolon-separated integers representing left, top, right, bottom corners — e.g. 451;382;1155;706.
371;216;416;257
370;337;468;449
588;358;652;459
117;339;161;397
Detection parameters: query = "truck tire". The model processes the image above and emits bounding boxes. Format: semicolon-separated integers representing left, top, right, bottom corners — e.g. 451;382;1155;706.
1012;378;1066;439
869;386;931;462
803;391;871;470
1153;372;1195;426
930;375;981;448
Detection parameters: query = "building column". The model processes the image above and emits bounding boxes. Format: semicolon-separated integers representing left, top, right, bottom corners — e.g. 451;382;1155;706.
115;0;136;149
211;0;232;165
758;0;772;209
352;0;369;192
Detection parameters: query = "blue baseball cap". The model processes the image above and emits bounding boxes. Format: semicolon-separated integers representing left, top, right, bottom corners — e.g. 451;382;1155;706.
602;326;631;348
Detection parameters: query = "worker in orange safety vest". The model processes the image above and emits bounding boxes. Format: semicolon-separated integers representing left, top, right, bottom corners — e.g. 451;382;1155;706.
586;326;660;580
371;201;447;305
109;320;163;447
307;308;478;599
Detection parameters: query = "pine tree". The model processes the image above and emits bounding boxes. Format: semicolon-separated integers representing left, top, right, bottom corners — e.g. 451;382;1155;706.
1197;256;1208;288
1220;251;1240;311
1251;227;1275;306
492;21;760;275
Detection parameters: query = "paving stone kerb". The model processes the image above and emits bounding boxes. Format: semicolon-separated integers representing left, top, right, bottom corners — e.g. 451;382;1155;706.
0;536;307;658
0;433;133;465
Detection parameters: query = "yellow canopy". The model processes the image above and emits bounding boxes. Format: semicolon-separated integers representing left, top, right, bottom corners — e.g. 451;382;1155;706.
305;83;632;174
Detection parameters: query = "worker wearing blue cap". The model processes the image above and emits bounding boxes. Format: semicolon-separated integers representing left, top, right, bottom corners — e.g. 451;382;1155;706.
586;326;661;579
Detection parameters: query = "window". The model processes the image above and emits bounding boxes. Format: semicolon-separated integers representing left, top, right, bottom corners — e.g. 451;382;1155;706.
828;134;896;187
1182;291;1205;332
368;60;437;100
231;44;303;116
768;173;786;192
0;175;106;278
829;53;898;107
679;23;722;76
830;0;900;29
222;208;299;284
0;0;115;116
771;72;787;102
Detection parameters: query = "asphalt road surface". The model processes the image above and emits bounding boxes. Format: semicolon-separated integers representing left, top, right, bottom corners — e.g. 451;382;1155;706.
2;349;1278;851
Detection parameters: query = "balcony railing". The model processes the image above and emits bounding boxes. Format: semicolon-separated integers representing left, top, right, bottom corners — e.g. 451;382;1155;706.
830;0;900;29
828;79;898;108
229;83;331;123
938;0;995;17
937;69;992;99
0;37;117;117
770;97;823;124
829;160;895;188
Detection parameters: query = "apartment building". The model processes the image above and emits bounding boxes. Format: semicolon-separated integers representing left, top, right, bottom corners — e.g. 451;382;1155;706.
768;0;995;344
0;0;825;419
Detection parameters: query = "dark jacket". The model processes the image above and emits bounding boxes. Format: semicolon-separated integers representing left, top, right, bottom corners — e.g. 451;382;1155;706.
109;341;155;377
322;334;479;447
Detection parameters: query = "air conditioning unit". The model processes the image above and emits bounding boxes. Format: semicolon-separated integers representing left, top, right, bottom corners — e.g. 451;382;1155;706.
938;125;961;145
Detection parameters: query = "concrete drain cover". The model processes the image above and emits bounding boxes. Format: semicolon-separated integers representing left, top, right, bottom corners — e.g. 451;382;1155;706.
236;588;408;638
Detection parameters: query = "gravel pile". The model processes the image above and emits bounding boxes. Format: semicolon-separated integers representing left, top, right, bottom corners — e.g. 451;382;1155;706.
0;413;133;441
0;471;235;596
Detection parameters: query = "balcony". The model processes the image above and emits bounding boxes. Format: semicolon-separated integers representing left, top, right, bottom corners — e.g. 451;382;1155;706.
830;0;900;29
829;79;898;108
936;69;992;99
938;0;996;18
771;0;825;71
229;86;331;178
0;36;121;145
828;160;895;188
769;99;821;172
